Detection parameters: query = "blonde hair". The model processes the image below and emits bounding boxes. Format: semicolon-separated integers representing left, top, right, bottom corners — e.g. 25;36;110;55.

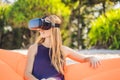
35;15;65;74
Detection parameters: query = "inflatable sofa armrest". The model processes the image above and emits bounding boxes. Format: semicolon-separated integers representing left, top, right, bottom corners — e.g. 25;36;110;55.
0;59;24;80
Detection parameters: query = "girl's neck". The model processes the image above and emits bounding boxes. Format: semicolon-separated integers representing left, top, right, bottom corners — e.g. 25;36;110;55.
42;37;51;48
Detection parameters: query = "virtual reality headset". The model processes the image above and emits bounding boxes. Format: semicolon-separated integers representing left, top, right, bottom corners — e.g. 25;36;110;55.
28;17;60;30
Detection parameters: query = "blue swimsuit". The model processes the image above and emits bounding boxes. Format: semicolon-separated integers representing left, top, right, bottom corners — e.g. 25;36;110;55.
32;44;64;80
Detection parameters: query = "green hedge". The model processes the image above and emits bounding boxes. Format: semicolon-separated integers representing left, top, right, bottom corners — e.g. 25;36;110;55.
88;9;120;49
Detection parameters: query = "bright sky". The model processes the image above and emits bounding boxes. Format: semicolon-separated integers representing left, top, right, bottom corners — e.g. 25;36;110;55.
9;0;15;3
114;2;120;9
2;0;15;3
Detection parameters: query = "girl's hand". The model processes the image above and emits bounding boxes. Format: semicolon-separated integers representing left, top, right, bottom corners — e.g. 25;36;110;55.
87;57;101;68
41;77;59;80
41;78;47;80
46;77;58;80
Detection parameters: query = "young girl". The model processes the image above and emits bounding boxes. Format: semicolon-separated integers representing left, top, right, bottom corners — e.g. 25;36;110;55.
25;15;100;80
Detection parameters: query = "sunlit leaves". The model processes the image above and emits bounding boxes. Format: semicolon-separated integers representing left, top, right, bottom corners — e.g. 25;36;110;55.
88;9;120;49
7;0;70;28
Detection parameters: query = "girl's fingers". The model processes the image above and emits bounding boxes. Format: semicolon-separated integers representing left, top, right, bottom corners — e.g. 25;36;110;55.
98;60;102;65
47;77;57;80
90;58;101;68
41;78;47;80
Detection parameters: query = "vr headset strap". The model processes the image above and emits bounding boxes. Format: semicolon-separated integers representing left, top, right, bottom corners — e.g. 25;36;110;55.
55;24;60;27
42;17;60;28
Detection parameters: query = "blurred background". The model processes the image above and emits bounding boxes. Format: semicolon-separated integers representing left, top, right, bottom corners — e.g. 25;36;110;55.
0;0;120;51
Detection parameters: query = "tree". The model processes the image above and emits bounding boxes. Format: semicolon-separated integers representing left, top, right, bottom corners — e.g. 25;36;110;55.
0;2;11;48
7;0;70;47
62;0;120;49
88;9;120;49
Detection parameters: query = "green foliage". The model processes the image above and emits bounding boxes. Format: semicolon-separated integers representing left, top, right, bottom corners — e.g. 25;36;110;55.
0;4;10;29
0;3;11;48
6;0;71;47
0;27;30;49
88;9;120;49
1;0;119;49
7;0;70;28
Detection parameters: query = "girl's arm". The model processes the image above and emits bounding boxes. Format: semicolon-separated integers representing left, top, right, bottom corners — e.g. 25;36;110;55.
62;46;101;68
24;44;39;80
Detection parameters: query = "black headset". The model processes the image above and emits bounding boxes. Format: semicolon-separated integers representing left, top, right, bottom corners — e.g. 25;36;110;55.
28;16;60;30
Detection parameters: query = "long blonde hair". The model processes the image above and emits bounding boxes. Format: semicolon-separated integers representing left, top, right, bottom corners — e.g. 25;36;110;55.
35;15;65;74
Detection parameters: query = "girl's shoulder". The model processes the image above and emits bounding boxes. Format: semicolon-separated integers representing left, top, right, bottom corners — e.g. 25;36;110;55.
28;43;38;56
29;43;38;50
61;45;72;57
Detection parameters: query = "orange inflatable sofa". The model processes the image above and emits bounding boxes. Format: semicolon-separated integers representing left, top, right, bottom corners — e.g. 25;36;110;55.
0;49;120;80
